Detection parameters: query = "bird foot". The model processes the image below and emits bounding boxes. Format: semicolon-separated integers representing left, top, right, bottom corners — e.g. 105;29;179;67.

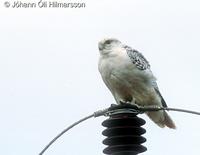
119;100;131;104
119;100;139;107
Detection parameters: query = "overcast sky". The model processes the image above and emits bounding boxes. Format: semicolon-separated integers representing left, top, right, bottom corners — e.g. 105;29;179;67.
0;0;200;155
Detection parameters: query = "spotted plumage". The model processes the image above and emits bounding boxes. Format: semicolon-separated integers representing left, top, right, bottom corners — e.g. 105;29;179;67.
124;45;150;70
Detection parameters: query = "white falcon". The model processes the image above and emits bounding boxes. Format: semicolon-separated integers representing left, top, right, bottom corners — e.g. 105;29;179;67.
98;38;176;129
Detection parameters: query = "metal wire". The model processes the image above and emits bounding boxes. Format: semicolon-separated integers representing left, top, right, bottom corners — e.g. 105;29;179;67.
164;107;200;115
138;106;200;115
39;108;109;155
38;105;200;155
38;114;94;155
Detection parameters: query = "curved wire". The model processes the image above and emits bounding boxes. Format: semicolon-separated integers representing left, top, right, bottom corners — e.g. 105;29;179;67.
164;107;200;115
39;114;94;155
137;106;200;115
38;106;200;155
39;108;109;155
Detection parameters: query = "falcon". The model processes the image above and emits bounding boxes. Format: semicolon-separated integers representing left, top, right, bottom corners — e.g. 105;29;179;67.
98;38;176;129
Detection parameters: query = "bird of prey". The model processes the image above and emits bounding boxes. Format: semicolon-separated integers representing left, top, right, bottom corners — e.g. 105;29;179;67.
98;38;176;129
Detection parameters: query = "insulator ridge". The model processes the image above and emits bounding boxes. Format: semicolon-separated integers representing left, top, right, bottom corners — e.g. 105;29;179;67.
102;104;147;155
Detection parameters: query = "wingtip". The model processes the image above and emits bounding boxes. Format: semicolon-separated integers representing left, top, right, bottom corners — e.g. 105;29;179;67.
163;111;176;129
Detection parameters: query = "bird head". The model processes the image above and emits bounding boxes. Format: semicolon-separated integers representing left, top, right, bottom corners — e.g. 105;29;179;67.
98;38;121;55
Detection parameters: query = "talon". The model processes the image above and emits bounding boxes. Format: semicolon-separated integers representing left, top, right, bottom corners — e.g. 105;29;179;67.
119;100;126;104
120;100;131;104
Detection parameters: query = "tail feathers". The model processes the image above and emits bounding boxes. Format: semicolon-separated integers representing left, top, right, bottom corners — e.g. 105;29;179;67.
147;111;176;129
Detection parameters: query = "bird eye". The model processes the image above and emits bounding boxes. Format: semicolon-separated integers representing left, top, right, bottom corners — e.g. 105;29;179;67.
105;40;112;44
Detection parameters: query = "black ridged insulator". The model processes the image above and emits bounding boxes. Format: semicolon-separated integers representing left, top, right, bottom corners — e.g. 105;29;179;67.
102;104;147;155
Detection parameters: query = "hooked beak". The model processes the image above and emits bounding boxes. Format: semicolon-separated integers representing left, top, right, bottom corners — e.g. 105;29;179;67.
98;42;104;51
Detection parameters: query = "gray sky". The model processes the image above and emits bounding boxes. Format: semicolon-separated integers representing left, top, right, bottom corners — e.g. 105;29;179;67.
0;0;200;154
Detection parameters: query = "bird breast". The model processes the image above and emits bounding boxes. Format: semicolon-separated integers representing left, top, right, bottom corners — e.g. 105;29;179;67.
98;51;157;105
